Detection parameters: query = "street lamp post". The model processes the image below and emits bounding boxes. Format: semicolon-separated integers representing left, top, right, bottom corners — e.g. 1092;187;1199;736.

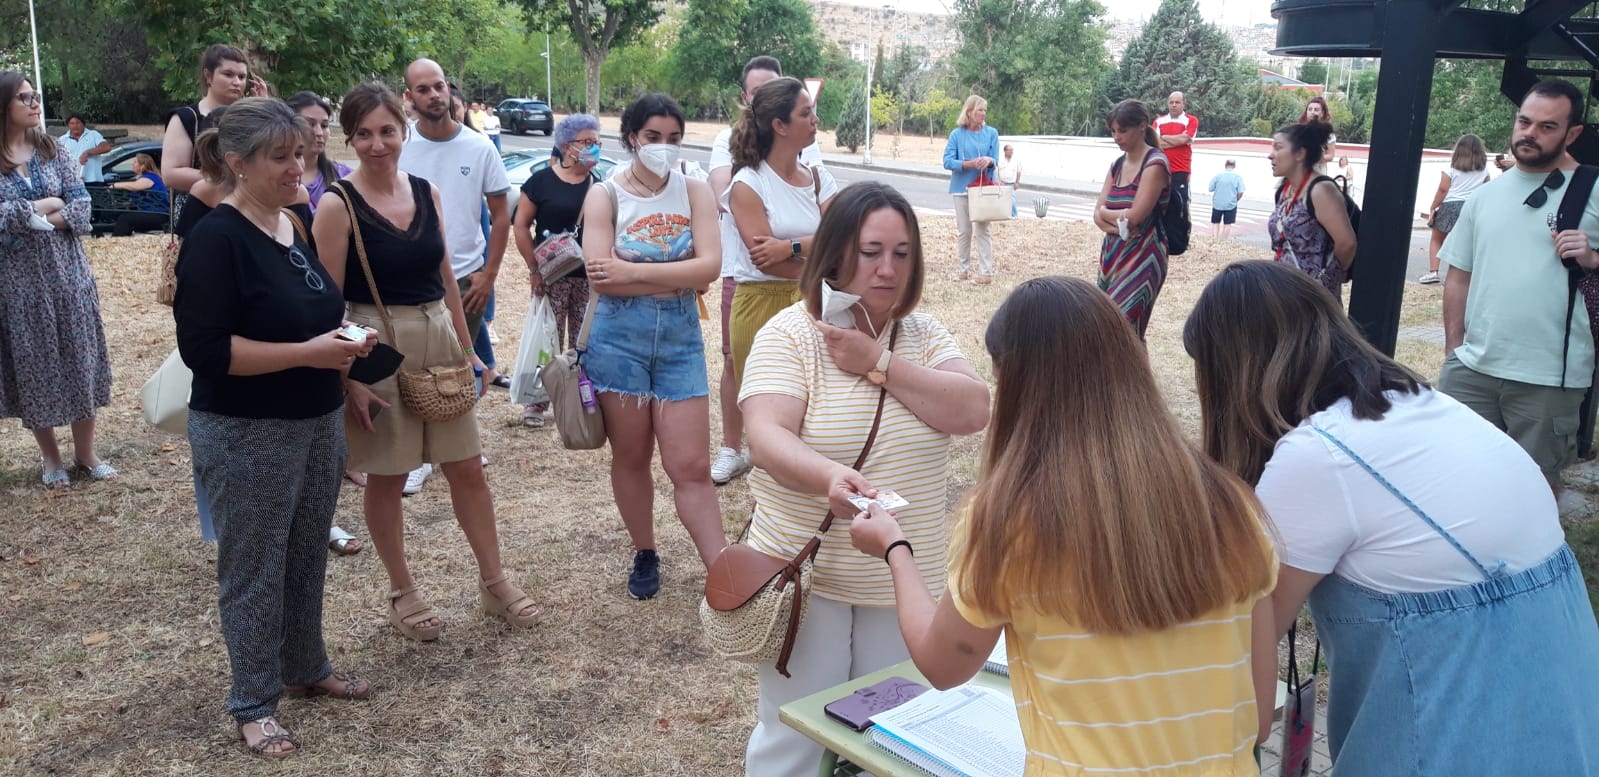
542;32;552;105
27;0;44;121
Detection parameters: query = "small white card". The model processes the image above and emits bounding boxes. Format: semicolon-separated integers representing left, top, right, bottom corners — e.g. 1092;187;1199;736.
848;490;909;513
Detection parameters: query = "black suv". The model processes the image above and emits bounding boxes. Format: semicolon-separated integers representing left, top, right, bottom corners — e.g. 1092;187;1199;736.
496;98;553;136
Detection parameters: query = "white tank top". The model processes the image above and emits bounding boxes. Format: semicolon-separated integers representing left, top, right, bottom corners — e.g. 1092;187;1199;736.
1444;167;1490;203
610;164;695;264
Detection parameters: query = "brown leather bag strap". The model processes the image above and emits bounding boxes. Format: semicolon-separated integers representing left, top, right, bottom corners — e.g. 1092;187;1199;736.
331;180;397;344
814;320;900;539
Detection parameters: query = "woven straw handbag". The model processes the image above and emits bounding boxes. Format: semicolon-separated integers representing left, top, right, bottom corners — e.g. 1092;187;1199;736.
155;192;180;306
334;182;476;423
700;323;898;678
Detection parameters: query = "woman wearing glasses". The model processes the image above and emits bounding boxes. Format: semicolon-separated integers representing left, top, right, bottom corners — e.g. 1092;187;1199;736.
0;73;114;488
175;97;375;757
1268;121;1357;298
512;113;602;427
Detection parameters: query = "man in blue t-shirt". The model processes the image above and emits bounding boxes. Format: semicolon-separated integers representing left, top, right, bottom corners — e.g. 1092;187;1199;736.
1207;159;1245;239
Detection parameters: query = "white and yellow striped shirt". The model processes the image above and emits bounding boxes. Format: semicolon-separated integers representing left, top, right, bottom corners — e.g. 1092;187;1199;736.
739;304;966;606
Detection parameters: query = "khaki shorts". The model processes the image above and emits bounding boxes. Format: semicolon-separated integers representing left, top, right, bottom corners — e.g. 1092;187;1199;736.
345;300;482;475
1438;353;1586;479
730;280;803;388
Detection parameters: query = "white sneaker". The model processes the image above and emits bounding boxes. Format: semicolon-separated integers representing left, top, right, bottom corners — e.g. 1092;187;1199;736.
1418;271;1440;285
402;463;433;496
710;447;752;485
487;324;500;345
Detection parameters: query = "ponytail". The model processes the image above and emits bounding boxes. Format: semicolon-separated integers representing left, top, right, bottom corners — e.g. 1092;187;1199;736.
1143;126;1159;149
730;105;762;174
731;76;807;175
194;128;231;185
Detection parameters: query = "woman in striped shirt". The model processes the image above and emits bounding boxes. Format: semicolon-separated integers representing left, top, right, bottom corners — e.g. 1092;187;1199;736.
851;275;1277;775
740;181;990;777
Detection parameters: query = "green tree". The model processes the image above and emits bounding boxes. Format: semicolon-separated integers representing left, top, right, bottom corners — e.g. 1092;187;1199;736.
1;0;168;121
1425;59;1516;151
815;43;865;131
517;0;662;114
909;86;963;136
666;0;827;119
1105;0;1252;136
600;17;675;111
952;0;1110;134
835;84;867;151
1298;58;1328;86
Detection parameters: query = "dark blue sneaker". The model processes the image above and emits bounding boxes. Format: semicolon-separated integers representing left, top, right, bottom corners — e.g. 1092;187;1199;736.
628;549;660;600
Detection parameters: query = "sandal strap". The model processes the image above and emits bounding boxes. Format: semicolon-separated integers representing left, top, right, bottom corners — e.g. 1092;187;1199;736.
386;586;417;601
479;573;510;588
243;716;298;753
392;599;436;625
496;592;537;615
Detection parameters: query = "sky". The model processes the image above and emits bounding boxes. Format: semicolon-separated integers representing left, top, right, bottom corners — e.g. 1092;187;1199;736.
838;0;1277;26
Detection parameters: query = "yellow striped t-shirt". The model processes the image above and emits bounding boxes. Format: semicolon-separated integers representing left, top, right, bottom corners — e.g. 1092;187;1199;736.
738;304;967;606
948;510;1278;776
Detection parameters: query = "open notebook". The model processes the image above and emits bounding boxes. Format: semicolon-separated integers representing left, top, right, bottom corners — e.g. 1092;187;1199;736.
867;685;1026;777
983;636;1009;676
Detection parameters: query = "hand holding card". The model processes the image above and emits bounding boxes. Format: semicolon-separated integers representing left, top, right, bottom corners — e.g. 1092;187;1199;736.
848;490;909;513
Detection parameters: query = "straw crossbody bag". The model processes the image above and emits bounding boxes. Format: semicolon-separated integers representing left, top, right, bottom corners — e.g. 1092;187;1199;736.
699;322;899;678
333;181;476;423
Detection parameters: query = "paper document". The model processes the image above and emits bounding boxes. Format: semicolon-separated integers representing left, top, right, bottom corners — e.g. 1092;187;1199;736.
867;685;1025;777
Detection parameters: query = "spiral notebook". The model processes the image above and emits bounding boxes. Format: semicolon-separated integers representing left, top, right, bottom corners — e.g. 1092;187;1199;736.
866;685;1025;777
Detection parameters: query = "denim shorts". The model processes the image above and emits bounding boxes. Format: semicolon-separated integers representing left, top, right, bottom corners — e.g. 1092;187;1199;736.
584;291;708;402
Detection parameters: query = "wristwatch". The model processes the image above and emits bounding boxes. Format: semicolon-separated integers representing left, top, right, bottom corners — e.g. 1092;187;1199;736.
866;348;892;386
790;239;803;258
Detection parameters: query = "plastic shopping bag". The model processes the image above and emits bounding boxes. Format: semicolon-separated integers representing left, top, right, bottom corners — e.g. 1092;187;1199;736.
510;296;558;405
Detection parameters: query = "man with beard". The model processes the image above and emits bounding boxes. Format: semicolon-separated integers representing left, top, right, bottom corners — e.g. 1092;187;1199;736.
1440;79;1599;499
397;58;510;495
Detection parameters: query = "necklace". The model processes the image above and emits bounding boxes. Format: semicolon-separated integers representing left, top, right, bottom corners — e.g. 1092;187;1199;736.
628;168;668;197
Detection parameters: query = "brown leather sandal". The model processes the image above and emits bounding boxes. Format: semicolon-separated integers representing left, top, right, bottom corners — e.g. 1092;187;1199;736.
386;586;443;641
479;573;541;627
238;715;298;758
285;670;371;700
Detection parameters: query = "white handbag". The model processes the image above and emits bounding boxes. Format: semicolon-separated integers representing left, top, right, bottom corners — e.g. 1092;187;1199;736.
141;348;192;436
967;171;1013;223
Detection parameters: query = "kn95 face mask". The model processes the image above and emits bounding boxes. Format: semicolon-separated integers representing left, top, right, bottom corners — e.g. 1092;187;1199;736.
636;143;680;177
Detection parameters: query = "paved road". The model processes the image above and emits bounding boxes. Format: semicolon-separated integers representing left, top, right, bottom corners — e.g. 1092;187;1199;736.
500;132;1436;280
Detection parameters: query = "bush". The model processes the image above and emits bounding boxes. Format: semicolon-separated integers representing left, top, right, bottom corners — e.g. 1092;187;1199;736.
835;87;867;152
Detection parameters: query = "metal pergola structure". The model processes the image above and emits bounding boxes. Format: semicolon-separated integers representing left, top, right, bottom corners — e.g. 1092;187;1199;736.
1272;0;1599;354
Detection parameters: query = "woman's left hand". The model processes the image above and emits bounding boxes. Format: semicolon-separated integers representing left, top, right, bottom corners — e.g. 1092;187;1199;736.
749;236;793;269
587;251;636;291
249;74;272;98
813;319;882;376
849;503;906;559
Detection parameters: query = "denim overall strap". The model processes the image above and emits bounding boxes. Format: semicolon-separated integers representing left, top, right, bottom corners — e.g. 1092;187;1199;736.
1310;425;1496;579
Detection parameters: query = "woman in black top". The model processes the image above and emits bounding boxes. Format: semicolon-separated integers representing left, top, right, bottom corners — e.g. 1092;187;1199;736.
174;97;374;758
161;44;264;197
511;112;601;426
314;82;540;642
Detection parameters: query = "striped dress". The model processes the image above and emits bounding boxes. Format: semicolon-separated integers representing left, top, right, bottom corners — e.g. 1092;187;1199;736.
1099;150;1170;338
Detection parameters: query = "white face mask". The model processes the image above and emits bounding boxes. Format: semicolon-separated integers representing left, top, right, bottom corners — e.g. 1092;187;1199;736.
819;280;879;337
636;143;680;177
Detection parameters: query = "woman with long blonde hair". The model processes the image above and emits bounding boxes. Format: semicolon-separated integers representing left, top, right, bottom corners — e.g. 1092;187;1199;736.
941;94;1000;284
851;275;1276;774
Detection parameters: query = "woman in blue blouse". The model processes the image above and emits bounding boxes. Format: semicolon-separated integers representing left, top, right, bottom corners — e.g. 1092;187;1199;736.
109;153;168;236
942;94;999;285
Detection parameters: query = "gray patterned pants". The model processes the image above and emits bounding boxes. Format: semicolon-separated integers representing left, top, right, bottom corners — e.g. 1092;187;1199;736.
190;408;345;722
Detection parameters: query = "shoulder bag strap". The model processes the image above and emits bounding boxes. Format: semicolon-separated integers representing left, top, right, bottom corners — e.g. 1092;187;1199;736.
282;208;309;245
1555;165;1599;387
331;180;398;344
810;165;823;207
572;181;621;354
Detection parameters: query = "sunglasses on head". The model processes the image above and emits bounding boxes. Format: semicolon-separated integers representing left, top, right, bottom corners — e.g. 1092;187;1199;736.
1525;169;1566;208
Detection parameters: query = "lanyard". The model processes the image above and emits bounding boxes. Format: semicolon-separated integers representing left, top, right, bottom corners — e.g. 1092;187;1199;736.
1274;177;1311;261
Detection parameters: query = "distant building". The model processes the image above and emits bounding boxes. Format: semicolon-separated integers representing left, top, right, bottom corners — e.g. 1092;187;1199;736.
1259;70;1325;94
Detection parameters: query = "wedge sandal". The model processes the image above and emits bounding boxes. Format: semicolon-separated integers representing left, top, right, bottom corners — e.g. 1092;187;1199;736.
479;573;541;627
386;586;442;641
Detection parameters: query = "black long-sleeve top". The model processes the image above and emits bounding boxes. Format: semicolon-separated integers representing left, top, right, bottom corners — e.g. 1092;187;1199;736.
173;204;345;419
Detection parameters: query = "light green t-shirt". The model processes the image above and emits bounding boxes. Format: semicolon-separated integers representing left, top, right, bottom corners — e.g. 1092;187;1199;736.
1440;166;1598;387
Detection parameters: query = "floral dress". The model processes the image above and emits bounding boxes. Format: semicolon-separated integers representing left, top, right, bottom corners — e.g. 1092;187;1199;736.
1270;181;1345;298
0;145;111;429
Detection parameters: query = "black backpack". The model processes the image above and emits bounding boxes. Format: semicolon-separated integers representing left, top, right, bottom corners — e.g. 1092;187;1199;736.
1276;174;1361;275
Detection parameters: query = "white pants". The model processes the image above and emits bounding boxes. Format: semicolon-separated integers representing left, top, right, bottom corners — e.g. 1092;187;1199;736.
952;193;993;276
745;596;909;777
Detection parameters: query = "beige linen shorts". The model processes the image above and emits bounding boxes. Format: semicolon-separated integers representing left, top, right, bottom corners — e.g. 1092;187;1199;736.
345;300;482;475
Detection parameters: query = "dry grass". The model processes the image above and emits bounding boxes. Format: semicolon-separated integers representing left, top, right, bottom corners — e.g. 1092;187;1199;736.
1;217;1452;775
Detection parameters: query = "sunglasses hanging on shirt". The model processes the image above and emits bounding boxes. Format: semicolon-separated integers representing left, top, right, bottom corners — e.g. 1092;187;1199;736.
1524;169;1566;208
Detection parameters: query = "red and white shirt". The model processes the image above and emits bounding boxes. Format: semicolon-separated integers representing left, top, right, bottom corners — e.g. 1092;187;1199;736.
1155;112;1199;174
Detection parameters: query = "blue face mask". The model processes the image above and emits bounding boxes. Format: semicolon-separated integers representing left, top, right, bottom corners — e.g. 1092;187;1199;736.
578;143;601;169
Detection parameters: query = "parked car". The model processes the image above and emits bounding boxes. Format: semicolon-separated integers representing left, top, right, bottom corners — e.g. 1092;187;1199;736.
501;149;620;218
87;140;167;234
496;99;554;136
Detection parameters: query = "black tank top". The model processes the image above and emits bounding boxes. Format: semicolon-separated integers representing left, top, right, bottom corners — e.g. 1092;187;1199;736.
330;175;447;306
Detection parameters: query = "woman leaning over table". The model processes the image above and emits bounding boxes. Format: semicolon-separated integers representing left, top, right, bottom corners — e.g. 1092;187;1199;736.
740;181;990;777
108;153;168;236
579;93;728;600
850;275;1275;776
175;97;375;758
1187;261;1599;775
941;94;999;285
513;112;601;428
727;76;838;390
0;72;115;489
315;82;540;640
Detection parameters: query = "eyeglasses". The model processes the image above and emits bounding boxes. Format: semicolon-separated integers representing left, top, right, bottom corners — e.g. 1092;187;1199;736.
1525;169;1566;208
15;92;40;107
570;138;601;149
288;246;326;292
